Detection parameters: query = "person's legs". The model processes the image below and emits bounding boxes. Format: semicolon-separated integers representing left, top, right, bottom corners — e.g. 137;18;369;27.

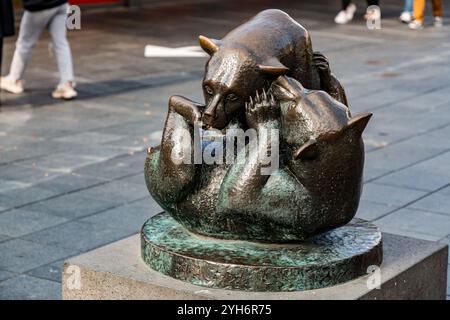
400;0;414;23
48;3;74;86
336;0;356;24
404;0;414;12
431;0;443;17
413;0;426;23
0;37;3;78
365;0;381;21
342;0;352;10
7;10;52;82
48;4;77;99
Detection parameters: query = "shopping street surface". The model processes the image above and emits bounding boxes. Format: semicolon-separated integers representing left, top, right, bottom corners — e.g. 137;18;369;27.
0;0;449;299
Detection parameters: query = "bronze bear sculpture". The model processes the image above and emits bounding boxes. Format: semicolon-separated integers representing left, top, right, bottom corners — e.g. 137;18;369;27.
170;9;348;131
144;10;371;242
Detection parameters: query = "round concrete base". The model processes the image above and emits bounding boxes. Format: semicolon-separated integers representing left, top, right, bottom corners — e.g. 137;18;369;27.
141;212;383;292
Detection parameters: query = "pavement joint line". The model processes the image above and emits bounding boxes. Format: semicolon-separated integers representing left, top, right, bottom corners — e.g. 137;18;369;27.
20;274;61;285
12;193;151;243
363;83;450;113
406;207;450;220
367;148;450;184
312;30;385;44
1;71;203;110
0;117;157;168
0;160;146;215
369;181;431;193
344;67;450;101
0;270;19;284
343;49;450;86
366;121;450;154
373;182;450;222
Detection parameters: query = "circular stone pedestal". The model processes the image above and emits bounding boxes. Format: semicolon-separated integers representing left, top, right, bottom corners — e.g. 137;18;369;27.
141;212;382;292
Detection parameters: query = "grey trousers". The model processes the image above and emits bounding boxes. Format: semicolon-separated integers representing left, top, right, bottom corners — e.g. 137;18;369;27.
7;3;74;86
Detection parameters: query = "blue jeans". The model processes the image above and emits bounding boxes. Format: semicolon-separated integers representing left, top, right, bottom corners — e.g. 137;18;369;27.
404;0;413;12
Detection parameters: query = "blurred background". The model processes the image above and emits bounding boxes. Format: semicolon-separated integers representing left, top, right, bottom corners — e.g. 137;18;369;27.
0;0;449;299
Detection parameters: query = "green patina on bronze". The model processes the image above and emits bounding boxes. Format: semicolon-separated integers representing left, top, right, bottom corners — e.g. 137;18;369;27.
141;213;382;292
144;9;372;242
140;9;383;291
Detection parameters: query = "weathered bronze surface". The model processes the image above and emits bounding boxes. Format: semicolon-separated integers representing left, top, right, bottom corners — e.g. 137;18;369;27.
141;212;382;292
145;9;371;242
142;9;382;291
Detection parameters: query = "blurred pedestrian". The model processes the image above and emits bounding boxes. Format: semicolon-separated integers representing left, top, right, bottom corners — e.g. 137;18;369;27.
409;0;444;29
399;0;414;23
335;1;381;25
0;0;77;99
1;0;15;104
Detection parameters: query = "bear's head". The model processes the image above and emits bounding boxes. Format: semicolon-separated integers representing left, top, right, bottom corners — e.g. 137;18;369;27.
199;35;288;130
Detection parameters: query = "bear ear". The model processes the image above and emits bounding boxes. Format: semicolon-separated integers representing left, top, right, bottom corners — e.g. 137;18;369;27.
293;139;319;161
259;58;289;76
346;112;373;136
199;35;221;55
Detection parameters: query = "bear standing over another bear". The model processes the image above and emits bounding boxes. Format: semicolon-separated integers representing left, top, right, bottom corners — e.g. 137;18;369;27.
145;9;371;242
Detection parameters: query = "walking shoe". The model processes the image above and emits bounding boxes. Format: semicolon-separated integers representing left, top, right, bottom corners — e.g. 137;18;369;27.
434;16;443;27
364;5;381;21
0;76;24;94
334;3;357;24
52;82;77;100
399;11;413;23
408;20;424;30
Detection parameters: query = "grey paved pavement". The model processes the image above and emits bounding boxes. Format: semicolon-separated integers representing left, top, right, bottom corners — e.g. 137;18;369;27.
0;0;449;299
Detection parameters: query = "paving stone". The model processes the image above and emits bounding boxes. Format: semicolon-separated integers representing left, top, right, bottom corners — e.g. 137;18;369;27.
80;199;161;235
409;187;450;216
355;200;398;221
15;153;108;174
73;155;144;180
22;193;118;220
0;186;60;209
0;209;69;237
29;173;105;195
22;220;130;253
360;183;427;208
0;270;16;282
64;144;130;161
120;173;146;186
75;180;149;204
374;151;450;191
365;139;446;175
0;239;79;273
375;208;450;240
0;232;12;241
0;179;31;193
362;166;390;182
1;0;450;300
0;140;70;165
26;260;64;283
54;132;124;145
0;275;60;300
0;164;63;184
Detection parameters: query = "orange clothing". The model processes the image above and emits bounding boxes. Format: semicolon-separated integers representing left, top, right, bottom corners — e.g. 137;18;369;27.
414;0;443;22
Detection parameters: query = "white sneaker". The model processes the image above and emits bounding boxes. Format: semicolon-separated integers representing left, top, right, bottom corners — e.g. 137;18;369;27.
335;3;357;24
364;5;381;21
52;82;77;100
399;11;413;23
0;76;24;94
434;16;443;27
408;20;424;30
